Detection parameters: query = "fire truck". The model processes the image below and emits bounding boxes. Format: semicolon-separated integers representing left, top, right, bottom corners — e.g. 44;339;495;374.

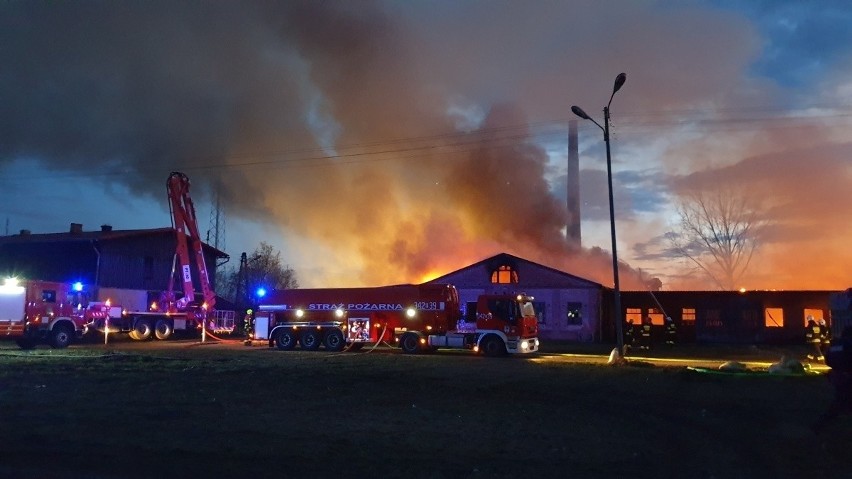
88;172;234;341
252;283;539;356
0;278;110;349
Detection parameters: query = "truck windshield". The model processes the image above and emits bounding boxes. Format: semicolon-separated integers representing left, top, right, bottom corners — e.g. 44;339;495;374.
67;291;90;309
487;299;524;324
521;301;535;317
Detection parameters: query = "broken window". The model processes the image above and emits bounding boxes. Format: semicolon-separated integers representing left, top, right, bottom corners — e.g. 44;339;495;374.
803;308;824;326
648;308;665;326
625;307;642;325
764;308;784;328
566;302;582;326
681;308;696;324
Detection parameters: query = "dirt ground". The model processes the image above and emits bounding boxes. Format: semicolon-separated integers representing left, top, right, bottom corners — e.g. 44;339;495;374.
0;337;849;478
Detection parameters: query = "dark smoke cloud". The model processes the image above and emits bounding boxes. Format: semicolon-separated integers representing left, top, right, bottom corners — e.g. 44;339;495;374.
1;1;803;289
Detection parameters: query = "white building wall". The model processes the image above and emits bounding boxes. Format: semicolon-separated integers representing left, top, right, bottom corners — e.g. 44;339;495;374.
429;253;605;343
456;286;601;342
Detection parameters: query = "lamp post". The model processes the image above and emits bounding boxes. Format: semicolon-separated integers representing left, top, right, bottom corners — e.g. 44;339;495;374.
572;72;627;356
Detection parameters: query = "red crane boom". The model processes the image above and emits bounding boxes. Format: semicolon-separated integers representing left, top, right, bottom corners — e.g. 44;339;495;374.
166;171;215;310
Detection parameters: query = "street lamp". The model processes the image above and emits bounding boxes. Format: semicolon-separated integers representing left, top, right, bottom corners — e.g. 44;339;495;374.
572;72;627;356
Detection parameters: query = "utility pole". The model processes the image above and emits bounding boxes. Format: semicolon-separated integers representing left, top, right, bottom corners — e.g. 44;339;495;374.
207;187;229;268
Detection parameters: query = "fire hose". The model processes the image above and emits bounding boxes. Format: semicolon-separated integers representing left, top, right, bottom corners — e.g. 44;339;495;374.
187;322;243;346
365;321;390;353
332;321;389;355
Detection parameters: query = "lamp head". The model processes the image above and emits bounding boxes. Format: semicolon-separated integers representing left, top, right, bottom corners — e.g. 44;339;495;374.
571;106;590;120
613;73;627;94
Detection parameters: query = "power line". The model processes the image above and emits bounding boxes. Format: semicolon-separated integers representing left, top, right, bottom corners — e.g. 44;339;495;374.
1;105;851;182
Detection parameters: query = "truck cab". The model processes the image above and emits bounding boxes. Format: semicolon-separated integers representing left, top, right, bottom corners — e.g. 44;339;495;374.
449;293;539;356
0;278;95;349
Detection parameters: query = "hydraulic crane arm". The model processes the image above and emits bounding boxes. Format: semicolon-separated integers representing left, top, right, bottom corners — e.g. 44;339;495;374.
166;172;216;310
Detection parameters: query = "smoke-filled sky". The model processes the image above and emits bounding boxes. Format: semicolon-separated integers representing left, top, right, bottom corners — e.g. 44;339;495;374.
1;0;850;290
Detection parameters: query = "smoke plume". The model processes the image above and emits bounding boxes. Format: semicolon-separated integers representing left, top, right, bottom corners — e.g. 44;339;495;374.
1;1;847;290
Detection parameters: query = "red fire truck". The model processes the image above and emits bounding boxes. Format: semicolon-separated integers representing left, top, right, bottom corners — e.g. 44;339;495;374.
0;278;110;349
88;172;234;341
252;283;539;356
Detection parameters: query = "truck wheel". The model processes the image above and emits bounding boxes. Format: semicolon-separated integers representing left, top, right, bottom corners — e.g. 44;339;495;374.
323;329;345;352
480;335;507;357
132;320;152;341
300;330;322;351
154;319;173;340
50;325;73;349
275;330;298;351
15;338;36;350
400;333;421;354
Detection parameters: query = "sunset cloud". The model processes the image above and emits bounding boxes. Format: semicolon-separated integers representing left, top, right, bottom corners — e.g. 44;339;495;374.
0;1;849;290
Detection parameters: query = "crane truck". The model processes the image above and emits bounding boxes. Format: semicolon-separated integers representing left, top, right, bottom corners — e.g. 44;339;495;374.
0;278;110;349
252;283;539;356
88;172;235;341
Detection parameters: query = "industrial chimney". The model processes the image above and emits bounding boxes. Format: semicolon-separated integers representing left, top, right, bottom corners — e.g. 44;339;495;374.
567;120;581;247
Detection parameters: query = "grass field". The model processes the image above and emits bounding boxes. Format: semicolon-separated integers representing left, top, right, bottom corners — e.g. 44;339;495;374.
1;339;850;479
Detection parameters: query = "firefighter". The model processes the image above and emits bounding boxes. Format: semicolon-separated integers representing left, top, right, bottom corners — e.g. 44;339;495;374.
243;309;254;346
639;315;652;350
664;316;677;346
813;327;852;433
623;318;636;352
805;316;823;361
820;318;832;356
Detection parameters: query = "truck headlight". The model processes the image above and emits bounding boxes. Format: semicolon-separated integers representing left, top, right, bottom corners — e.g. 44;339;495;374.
521;340;529;350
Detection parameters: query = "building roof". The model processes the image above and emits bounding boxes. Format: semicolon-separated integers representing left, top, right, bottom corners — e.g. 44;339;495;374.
427;252;603;289
0;226;228;258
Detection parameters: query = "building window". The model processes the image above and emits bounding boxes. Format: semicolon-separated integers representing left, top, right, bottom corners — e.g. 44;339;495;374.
704;309;722;328
626;307;642;325
533;301;547;324
566;302;582;326
742;310;761;329
804;308;824;326
682;308;696;325
490;265;518;284
648;308;665;326
464;302;478;323
765;308;784;328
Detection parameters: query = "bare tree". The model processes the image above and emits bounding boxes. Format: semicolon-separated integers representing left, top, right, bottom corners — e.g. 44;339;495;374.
669;186;767;290
218;242;298;308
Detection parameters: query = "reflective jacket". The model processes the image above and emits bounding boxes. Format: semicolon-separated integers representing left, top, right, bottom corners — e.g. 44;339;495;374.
806;322;821;344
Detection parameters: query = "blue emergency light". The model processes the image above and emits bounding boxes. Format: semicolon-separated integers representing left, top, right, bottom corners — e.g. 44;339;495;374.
256;287;267;298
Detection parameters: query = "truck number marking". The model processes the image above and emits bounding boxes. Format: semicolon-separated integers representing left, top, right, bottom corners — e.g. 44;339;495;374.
414;301;443;311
